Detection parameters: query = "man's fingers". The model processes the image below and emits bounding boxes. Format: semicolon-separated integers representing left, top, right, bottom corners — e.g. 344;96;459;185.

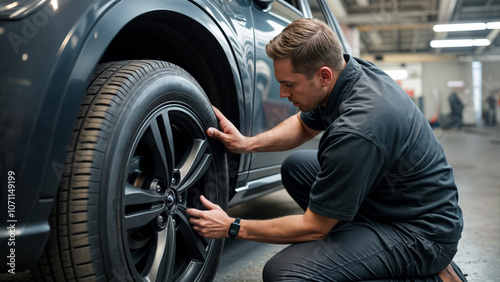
186;208;202;218
212;106;225;120
200;195;220;210
211;106;233;130
186;195;229;239
185;196;219;220
207;127;220;139
186;196;218;218
212;106;229;125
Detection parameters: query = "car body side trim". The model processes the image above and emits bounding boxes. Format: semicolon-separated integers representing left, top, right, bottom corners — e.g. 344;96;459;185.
235;173;282;193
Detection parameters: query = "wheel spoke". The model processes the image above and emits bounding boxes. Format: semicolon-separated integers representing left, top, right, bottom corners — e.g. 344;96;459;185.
176;139;213;194
123;184;165;232
142;112;175;180
177;206;208;261
160;111;175;173
124;183;164;206
146;216;176;282
124;208;164;233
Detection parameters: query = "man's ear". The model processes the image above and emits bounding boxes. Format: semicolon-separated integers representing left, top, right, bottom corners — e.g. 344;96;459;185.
318;67;334;86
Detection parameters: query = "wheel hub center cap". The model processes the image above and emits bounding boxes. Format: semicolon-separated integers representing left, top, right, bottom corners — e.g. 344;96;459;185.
166;191;176;209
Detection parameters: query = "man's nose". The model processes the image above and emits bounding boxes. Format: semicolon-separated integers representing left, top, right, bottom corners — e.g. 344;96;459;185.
279;86;291;98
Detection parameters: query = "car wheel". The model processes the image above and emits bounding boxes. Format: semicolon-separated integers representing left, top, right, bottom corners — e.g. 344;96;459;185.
31;61;228;281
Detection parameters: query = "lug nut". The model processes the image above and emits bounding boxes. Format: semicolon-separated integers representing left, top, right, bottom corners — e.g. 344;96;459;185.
157;215;164;224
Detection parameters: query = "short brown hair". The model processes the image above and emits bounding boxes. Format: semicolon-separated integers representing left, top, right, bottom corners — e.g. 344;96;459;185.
266;18;344;79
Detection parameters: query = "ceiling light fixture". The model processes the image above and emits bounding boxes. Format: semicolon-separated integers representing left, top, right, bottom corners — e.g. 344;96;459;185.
433;23;486;32
433;22;500;32
430;39;491;48
447;81;465;88
487;22;500;29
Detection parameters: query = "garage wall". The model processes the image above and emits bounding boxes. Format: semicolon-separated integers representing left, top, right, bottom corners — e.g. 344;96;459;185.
421;60;500;125
360;58;500;126
482;62;500;98
421;61;474;124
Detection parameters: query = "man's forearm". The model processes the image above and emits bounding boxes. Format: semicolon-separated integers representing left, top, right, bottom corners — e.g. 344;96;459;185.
237;216;324;244
235;209;338;244
248;113;319;153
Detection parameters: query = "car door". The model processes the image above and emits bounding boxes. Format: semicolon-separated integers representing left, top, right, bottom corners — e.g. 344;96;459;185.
248;0;305;181
246;0;352;184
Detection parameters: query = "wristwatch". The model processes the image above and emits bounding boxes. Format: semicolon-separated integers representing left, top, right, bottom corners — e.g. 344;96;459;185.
228;217;241;240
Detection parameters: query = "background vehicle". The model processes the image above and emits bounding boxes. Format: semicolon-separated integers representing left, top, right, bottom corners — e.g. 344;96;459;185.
0;0;350;280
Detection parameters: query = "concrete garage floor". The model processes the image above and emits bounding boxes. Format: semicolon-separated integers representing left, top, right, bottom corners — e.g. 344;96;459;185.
215;126;500;282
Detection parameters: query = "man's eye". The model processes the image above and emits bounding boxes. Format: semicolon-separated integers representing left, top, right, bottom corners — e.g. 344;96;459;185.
286;84;294;88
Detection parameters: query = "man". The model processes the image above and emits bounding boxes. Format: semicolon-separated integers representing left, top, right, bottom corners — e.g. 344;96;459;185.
187;18;466;281
447;92;464;129
485;91;497;126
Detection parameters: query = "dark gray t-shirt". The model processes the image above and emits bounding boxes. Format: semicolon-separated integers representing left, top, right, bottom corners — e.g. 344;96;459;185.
301;55;463;243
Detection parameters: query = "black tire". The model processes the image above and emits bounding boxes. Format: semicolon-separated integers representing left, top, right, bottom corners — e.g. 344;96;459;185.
31;61;228;282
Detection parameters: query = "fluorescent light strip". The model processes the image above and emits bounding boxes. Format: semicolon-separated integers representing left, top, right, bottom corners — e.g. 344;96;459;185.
487;22;500;29
474;39;492;46
434;22;500;32
448;81;465;88
430;39;491;48
434;23;486;32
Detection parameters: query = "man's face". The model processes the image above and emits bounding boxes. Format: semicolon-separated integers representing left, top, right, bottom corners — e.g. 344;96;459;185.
273;57;329;112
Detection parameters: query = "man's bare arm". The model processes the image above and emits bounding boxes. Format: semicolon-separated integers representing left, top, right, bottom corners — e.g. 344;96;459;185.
207;107;321;154
236;208;338;244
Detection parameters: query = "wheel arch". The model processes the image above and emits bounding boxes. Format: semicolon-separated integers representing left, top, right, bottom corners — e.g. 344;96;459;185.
65;5;245;193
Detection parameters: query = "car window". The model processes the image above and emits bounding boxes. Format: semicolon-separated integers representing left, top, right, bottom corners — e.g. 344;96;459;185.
270;0;303;22
306;0;353;54
306;0;327;23
283;0;301;10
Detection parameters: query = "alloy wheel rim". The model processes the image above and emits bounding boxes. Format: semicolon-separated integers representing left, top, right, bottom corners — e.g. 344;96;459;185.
122;102;217;281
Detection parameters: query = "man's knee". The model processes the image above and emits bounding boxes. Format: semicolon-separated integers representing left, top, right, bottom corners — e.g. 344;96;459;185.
262;251;298;282
280;149;318;187
263;243;317;281
281;151;304;180
262;255;280;282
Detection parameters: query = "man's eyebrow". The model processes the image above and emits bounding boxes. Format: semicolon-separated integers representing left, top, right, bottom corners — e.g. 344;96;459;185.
278;80;295;84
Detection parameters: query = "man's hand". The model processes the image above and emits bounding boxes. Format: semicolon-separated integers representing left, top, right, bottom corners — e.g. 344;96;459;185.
207;107;254;154
187;195;233;239
187;196;339;244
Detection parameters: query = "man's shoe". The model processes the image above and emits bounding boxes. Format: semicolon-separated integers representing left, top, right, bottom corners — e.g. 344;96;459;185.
450;261;467;282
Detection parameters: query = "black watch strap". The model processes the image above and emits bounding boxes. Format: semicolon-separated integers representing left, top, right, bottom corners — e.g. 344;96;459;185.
228;217;241;240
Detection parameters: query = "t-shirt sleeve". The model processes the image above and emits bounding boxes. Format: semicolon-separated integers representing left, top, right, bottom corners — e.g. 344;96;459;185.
300;107;325;131
309;132;388;221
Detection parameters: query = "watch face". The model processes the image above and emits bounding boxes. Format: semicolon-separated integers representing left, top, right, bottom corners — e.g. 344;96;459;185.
229;222;240;239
